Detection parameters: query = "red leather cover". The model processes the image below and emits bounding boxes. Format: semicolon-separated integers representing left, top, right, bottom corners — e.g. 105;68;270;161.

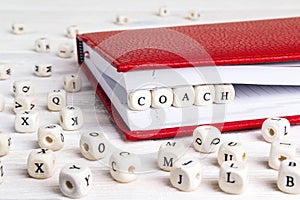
81;62;300;140
78;17;300;72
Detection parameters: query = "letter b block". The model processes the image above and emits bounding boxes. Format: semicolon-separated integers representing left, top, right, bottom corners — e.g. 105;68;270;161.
278;160;300;194
80;132;111;160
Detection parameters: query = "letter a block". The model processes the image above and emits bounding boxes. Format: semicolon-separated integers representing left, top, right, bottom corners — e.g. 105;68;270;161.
278;160;300;194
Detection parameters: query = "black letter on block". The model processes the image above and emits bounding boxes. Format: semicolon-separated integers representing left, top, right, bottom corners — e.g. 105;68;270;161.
226;172;235;183
163;157;173;167
35;163;44;173
286;176;295;187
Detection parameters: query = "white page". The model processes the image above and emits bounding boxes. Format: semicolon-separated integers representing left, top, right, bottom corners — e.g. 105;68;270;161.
85;55;300;131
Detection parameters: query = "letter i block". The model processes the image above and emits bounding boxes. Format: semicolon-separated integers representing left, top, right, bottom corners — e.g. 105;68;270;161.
261;117;290;143
218;161;248;194
59;106;83;131
157;141;186;171
128;90;151;111
278;160;300;194
64;74;82;93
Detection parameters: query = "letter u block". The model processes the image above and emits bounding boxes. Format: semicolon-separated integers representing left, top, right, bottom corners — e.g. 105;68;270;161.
217;141;247;165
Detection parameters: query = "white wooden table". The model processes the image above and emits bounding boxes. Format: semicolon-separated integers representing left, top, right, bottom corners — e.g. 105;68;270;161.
1;0;300;199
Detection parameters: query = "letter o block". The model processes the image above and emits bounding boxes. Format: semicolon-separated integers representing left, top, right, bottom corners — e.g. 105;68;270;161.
151;88;173;108
80;132;111;160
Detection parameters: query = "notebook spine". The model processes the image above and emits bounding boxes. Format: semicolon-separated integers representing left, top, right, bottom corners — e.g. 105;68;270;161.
76;38;85;65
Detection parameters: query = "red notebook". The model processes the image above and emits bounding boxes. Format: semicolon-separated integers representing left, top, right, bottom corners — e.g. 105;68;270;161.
76;17;300;140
